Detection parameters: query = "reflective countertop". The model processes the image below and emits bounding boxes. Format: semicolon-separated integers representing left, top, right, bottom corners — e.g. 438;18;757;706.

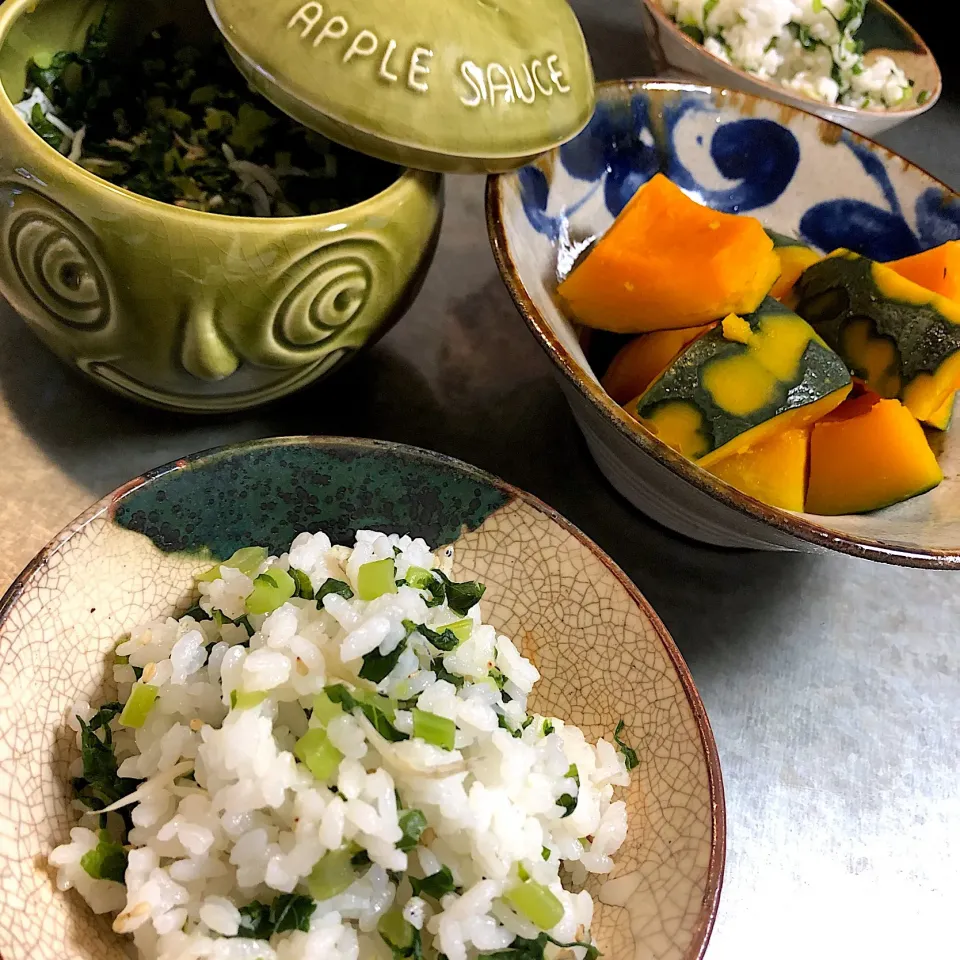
1;3;957;957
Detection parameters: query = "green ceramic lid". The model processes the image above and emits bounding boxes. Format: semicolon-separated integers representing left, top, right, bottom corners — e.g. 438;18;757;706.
205;0;595;174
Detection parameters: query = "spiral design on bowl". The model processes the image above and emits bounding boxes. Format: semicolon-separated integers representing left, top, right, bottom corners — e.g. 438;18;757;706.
269;236;393;356
3;195;111;332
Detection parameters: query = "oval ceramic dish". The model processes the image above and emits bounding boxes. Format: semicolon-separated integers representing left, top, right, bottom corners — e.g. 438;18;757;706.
0;436;724;960
0;0;444;414
487;79;960;567
637;0;941;137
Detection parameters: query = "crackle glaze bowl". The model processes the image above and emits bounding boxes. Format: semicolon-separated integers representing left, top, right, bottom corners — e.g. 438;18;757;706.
487;79;960;567
0;436;724;960
0;0;443;413
637;0;941;137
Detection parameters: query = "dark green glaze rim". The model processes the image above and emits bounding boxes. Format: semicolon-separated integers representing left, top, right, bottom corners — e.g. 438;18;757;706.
107;437;513;560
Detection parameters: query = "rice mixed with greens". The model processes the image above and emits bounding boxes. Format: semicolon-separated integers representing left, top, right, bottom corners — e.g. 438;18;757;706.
14;5;398;216
49;530;635;960
664;0;920;109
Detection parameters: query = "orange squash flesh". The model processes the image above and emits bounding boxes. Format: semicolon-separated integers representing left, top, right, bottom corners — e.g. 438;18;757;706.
888;241;960;302
557;174;781;333
805;397;943;515
601;325;714;404
887;243;959;429
707;428;810;511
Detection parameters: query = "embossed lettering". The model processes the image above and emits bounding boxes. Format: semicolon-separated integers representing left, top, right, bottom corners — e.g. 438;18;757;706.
459;61;486;106
288;2;324;38
379;39;400;82
408;47;433;92
486;64;514;107
313;15;348;46
510;65;536;104
343;29;379;62
531;59;553;96
546;55;570;93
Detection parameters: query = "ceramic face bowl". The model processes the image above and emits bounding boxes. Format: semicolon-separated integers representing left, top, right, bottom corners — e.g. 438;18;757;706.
0;436;723;960
0;0;443;413
487;80;960;567
637;0;941;137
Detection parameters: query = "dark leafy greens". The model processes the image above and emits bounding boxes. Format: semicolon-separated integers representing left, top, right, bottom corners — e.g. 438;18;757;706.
21;4;397;216
613;720;639;772
236;894;316;939
72;703;140;830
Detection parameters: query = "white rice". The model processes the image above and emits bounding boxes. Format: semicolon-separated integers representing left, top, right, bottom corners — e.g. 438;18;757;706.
664;0;916;108
50;530;632;960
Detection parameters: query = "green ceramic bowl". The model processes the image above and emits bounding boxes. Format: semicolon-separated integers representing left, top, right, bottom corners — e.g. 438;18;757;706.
0;0;443;414
0;436;723;960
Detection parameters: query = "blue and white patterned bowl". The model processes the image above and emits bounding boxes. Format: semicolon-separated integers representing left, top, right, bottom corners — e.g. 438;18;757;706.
487;80;960;568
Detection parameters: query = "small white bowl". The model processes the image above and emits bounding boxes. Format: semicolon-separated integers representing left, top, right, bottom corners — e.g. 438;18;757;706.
637;0;941;137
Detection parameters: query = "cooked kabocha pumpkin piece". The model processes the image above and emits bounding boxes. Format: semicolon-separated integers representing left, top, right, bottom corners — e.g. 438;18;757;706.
557;173;780;332
888;241;960;302
887;244;960;429
793;250;960;422
626;297;852;467
765;230;821;302
707;427;810;511
602;324;715;404
805;395;943;515
925;391;956;430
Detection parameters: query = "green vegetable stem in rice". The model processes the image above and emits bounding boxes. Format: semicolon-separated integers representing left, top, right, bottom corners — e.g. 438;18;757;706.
48;529;637;960
13;3;398;216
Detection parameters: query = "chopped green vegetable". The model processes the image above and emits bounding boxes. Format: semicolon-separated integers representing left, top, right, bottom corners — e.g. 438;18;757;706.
613;720;639;771
378;908;417;955
479;933;600;960
73;704;140;827
306;847;356;900
557;764;579;818
294;728;343;781
357;558;398;601
541;847;551;861
21;10;398;216
29;103;65;149
197;546;267;582
359;636;407;684
311;691;344;725
79;829;127;883
917;89;930;105
118;683;158;728
504;880;564;930
405;620;461;653
246;568;296;614
290;567;315;600
679;22;704;43
315;578;355;603
230;690;267;710
324;683;408;742
410;865;458;899
397;809;427;852
413;708;456;751
542;720;555;737
404;566;436;590
434;571;486;615
235;893;316;938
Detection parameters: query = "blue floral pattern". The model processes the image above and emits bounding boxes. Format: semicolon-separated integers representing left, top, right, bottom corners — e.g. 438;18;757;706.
517;89;960;260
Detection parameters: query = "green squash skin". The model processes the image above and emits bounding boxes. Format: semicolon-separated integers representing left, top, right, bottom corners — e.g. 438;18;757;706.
764;228;813;251
633;297;852;460
793;254;960;387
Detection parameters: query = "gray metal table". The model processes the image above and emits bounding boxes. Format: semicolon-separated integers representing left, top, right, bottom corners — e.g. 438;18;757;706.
1;3;957;957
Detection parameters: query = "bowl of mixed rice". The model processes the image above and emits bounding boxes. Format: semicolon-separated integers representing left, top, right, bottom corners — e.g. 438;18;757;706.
0;437;724;960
